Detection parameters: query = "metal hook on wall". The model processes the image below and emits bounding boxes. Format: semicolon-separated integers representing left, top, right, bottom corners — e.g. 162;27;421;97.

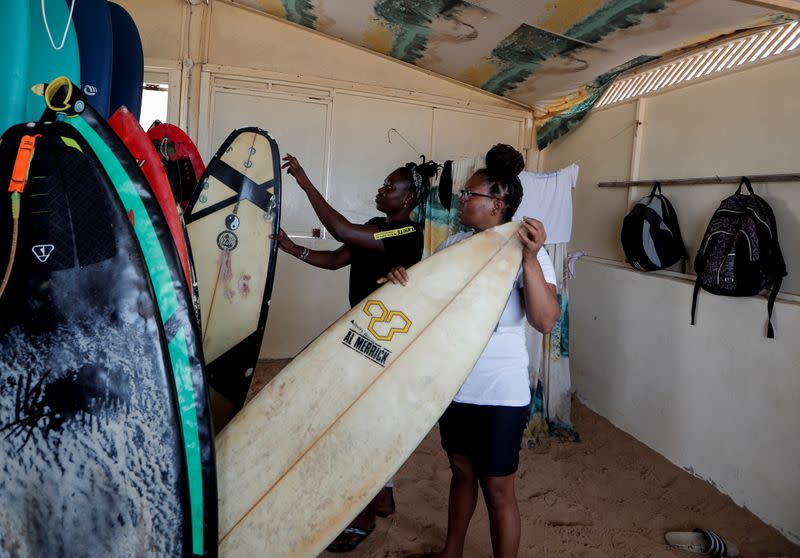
388;128;423;158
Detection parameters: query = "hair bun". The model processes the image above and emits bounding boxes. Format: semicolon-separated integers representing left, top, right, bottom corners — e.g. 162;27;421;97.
485;144;524;177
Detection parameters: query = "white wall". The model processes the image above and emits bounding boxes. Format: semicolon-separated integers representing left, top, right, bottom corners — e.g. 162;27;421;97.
543;53;800;541
570;261;800;542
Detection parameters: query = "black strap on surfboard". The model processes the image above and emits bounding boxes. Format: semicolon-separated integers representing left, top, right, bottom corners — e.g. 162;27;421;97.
188;160;277;222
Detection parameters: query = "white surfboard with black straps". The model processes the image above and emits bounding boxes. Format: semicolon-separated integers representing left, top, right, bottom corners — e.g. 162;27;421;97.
185;128;281;410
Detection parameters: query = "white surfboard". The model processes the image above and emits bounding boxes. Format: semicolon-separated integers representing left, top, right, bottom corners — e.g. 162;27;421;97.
185;127;281;409
216;222;523;557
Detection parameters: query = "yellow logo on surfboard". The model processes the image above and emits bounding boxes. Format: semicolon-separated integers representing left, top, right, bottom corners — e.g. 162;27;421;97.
363;300;411;341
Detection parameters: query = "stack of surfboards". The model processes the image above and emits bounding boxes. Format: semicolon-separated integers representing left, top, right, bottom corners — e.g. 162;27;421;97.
0;68;225;557
0;56;290;552
0;76;215;555
0;1;144;130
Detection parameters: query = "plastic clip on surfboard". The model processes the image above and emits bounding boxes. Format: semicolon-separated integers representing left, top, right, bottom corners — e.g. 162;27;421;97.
0;121;189;555
41;77;217;558
184;128;282;415
0;134;39;300
216;221;523;557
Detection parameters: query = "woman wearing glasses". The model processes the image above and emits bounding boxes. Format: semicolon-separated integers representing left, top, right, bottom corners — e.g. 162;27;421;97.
272;154;438;553
382;145;560;558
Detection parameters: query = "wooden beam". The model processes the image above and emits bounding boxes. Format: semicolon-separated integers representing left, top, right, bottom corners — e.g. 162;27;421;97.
732;0;800;15
598;174;800;188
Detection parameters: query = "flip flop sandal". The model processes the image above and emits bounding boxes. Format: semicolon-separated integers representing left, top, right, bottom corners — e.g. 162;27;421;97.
326;526;375;553
665;528;740;557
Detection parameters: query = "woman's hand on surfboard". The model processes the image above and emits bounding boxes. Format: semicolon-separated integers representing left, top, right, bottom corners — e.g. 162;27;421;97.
377;266;409;286
271;228;297;254
281;154;311;189
518;217;547;260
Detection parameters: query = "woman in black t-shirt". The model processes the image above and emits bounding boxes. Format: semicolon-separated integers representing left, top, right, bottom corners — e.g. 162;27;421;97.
272;154;437;552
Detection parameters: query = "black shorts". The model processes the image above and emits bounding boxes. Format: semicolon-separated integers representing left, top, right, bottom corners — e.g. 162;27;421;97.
438;401;529;477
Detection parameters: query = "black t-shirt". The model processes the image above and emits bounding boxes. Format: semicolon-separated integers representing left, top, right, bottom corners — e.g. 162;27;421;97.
348;217;423;307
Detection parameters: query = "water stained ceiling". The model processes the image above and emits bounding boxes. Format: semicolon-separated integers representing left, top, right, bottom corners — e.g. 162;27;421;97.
231;0;796;107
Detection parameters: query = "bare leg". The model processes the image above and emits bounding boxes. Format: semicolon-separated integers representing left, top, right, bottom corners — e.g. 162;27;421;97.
372;485;396;517
428;452;479;558
479;474;520;558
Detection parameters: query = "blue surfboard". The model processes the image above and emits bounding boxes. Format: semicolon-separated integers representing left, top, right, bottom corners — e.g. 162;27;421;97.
0;2;30;133
71;0;113;118
109;2;144;120
26;0;80;121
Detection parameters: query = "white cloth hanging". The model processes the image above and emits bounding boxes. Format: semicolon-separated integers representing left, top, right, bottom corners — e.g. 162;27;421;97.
514;164;579;244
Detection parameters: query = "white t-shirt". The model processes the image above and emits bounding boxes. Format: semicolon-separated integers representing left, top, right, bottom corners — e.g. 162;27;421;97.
436;231;557;407
514;164;579;244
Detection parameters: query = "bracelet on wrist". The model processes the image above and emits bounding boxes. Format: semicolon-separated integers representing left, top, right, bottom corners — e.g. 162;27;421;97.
299;247;310;261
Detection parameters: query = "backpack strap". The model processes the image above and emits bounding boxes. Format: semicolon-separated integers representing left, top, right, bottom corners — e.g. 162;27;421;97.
766;276;782;339
691;277;702;326
735;176;754;195
649;181;662;198
656;185;688;273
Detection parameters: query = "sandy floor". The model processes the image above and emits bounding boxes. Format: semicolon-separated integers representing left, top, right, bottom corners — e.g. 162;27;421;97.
247;360;799;558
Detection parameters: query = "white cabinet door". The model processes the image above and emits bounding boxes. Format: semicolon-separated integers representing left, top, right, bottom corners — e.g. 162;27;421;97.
432;108;523;163
328;93;433;226
207;89;330;237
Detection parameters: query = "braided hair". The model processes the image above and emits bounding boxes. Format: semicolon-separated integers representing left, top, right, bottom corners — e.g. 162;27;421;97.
475;144;524;221
395;159;440;208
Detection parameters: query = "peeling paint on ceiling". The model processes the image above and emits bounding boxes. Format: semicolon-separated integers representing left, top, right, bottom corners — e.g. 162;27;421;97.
240;0;792;103
237;0;795;146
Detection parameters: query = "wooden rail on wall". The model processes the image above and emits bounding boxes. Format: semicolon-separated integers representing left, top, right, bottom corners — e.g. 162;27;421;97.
598;173;800;188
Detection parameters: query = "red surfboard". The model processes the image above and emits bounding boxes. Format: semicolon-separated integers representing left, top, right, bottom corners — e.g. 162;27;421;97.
147;122;205;209
109;107;192;290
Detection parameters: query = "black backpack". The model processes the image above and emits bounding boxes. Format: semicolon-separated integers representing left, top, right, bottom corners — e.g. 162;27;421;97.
621;182;687;272
691;177;786;338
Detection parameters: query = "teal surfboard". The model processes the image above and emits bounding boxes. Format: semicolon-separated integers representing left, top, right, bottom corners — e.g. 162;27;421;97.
0;2;31;132
26;0;80;121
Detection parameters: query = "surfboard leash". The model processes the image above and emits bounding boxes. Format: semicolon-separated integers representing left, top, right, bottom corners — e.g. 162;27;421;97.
41;0;76;51
0;134;40;299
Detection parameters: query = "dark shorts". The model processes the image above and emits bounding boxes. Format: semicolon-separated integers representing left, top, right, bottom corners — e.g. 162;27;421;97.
438;401;529;477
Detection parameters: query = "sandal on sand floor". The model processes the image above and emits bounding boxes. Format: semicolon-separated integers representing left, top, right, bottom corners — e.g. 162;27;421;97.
326;526;375;553
665;528;740;557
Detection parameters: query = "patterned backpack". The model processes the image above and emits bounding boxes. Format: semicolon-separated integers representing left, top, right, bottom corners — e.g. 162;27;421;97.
691;177;786;338
621;182;687;272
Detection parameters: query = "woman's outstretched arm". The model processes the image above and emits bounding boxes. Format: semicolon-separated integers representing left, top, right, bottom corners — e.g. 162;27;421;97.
282;154;384;251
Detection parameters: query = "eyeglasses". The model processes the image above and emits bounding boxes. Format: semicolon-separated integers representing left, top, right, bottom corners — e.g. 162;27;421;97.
459;190;501;201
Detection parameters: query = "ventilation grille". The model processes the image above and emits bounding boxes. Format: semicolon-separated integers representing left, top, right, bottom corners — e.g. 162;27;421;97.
597;21;800;108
